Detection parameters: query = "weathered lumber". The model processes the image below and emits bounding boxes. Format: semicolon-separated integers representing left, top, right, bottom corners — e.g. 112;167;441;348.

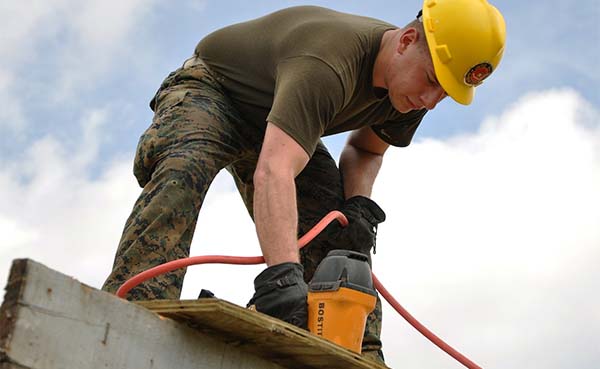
0;259;285;369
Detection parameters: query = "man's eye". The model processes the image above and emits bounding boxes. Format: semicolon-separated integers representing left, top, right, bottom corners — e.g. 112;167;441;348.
427;74;435;85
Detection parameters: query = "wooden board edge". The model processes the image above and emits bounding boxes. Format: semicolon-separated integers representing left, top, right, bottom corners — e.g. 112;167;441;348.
138;299;319;342
0;259;30;364
0;362;31;369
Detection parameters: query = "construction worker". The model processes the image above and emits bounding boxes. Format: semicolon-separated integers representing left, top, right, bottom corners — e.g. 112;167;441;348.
103;0;505;362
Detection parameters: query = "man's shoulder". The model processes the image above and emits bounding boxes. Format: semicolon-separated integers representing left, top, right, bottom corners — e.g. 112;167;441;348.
275;6;396;76
278;5;395;33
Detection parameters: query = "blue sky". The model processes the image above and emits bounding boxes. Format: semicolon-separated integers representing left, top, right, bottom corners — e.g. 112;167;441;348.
3;0;598;166
1;1;599;368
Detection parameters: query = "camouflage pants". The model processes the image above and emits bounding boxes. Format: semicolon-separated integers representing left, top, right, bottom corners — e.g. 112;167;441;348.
102;60;384;362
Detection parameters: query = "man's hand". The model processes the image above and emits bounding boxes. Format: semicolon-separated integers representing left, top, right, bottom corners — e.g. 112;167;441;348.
331;196;386;255
247;262;308;329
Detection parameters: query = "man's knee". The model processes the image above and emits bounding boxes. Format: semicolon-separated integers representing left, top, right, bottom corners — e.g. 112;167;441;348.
150;155;215;195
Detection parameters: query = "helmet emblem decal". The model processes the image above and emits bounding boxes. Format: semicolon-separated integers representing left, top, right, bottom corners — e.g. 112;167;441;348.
464;62;493;86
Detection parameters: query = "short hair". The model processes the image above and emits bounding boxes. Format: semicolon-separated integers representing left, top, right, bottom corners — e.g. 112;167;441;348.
403;17;428;52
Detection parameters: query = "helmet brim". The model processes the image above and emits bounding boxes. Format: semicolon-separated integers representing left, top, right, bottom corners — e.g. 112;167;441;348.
431;54;475;105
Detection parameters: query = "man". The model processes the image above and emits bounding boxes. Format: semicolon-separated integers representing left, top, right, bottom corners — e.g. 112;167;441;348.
103;0;505;362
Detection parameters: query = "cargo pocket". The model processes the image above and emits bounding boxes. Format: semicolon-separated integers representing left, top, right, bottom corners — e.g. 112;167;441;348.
134;89;189;187
152;89;188;116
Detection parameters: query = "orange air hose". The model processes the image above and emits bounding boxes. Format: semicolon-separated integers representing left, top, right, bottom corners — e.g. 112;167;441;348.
116;210;482;369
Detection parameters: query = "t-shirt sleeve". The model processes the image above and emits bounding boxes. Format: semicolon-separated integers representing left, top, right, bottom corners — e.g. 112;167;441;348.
267;56;345;156
370;109;427;147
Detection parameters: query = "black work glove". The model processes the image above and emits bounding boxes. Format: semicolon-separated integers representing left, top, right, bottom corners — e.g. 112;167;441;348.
330;196;386;256
247;262;308;329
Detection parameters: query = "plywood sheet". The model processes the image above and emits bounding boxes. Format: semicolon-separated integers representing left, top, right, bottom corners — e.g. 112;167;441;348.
138;299;390;369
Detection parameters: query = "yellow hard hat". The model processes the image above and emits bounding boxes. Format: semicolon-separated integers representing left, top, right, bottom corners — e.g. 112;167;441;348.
421;0;506;105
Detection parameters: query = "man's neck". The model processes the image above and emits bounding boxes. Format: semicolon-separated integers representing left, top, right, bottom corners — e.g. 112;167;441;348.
372;29;398;89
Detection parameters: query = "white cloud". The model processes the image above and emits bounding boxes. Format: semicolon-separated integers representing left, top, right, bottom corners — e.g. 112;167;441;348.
0;70;26;135
0;1;52;65
374;89;600;368
185;0;208;12
0;107;140;288
0;88;598;368
0;100;259;294
0;216;37;249
0;0;158;107
50;0;158;100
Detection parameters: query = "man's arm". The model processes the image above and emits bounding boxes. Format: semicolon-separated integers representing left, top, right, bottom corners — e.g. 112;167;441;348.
254;122;310;266
339;126;390;198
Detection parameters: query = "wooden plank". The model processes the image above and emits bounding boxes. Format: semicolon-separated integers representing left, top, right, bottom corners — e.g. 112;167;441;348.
0;259;286;369
137;299;390;369
0;364;28;369
0;260;27;369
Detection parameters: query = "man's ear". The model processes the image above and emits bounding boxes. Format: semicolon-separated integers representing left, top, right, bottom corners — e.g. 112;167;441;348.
397;27;418;54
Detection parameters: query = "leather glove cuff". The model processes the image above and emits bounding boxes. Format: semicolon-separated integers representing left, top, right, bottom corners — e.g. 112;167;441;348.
251;262;305;299
344;196;386;225
332;196;386;256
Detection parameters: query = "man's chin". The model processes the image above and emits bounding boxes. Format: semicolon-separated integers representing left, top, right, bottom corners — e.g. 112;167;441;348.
391;101;412;113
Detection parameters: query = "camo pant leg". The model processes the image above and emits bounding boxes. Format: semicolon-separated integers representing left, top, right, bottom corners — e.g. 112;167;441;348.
228;141;385;363
102;63;258;300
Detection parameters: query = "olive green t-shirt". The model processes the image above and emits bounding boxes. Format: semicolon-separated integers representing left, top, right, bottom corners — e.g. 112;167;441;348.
196;5;427;155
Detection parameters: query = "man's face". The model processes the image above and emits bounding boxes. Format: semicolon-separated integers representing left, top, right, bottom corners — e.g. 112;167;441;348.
385;30;447;112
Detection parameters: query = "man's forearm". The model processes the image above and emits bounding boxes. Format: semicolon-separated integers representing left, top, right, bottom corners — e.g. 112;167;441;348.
339;144;384;198
253;170;300;266
252;122;310;267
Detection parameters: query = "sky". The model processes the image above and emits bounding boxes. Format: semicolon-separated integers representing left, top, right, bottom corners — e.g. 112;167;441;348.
1;1;599;368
